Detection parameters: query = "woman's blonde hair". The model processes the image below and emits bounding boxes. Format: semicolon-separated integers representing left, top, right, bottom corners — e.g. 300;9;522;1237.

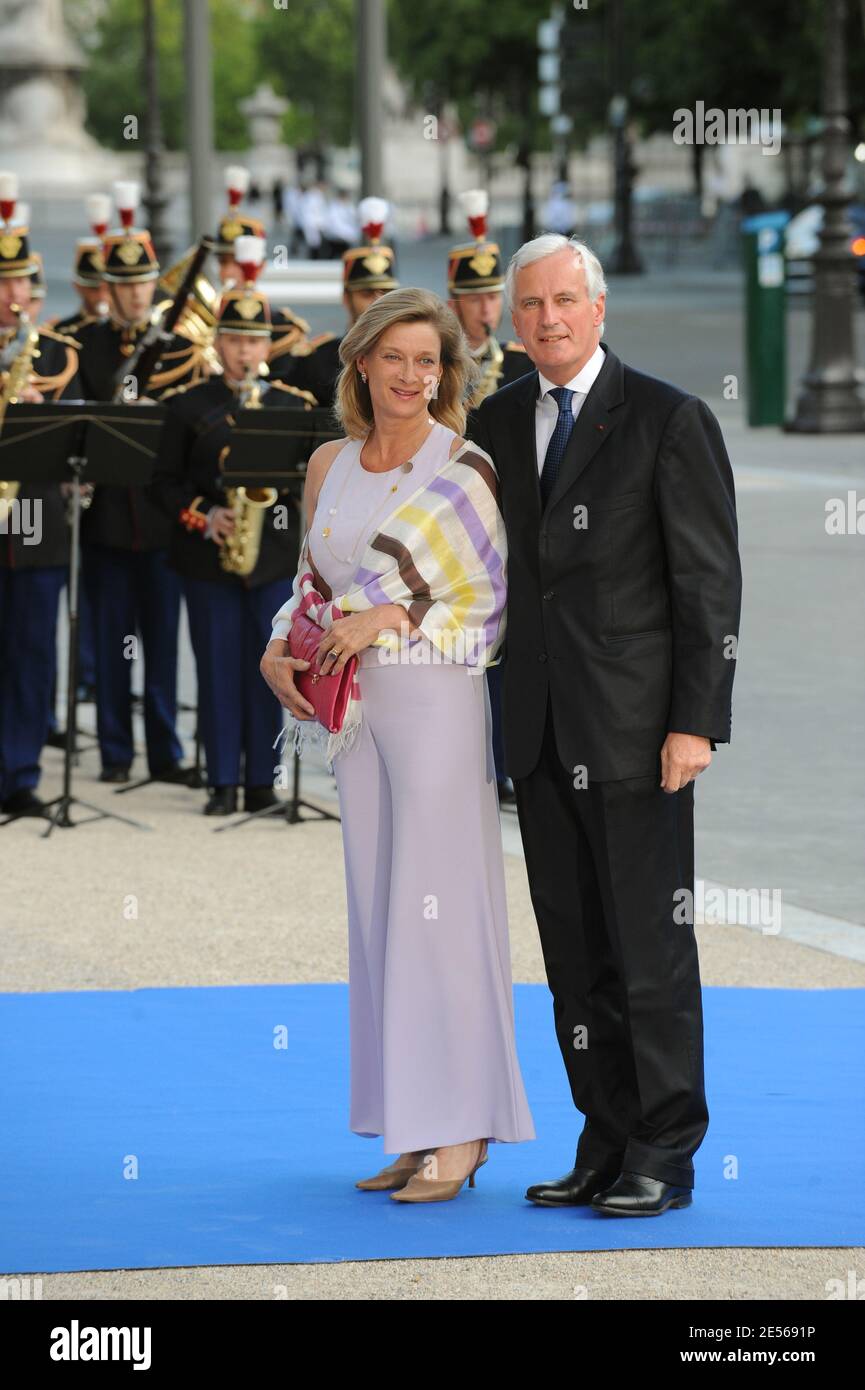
333;286;481;439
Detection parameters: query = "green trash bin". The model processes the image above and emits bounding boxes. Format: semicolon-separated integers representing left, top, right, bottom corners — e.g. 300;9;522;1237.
742;211;789;426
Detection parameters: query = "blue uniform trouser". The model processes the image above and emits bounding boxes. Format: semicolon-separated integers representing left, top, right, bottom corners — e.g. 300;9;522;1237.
83;544;183;773
183;573;292;788
0;564;67;798
486;657;508;784
76;581;97;689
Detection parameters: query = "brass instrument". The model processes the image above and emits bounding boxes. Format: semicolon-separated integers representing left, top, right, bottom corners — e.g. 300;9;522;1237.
218;368;279;577
112;242;221;403
0;305;41;522
156;243;222;374
469;323;505;406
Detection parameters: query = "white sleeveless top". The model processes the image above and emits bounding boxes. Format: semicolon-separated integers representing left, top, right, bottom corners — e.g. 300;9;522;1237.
309;419;460;669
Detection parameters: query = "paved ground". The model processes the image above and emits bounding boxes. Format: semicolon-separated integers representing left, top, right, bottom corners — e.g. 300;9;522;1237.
4;256;864;1299
3;736;864;1300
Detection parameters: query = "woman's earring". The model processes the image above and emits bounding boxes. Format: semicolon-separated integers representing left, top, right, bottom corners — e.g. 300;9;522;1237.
360;368;367;383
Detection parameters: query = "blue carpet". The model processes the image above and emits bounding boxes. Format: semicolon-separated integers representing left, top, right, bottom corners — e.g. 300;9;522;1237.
1;985;862;1272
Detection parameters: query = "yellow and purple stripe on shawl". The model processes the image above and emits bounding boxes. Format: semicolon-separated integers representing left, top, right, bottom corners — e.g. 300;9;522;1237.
339;448;506;662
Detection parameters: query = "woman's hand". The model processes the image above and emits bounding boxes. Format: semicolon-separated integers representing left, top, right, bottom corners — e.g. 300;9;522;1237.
259;638;315;719
316;607;401;676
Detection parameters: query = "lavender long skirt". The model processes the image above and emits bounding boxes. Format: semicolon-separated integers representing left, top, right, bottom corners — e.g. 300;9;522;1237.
331;657;536;1154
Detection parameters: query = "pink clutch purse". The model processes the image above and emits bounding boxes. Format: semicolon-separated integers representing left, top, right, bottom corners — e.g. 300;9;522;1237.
288;612;358;733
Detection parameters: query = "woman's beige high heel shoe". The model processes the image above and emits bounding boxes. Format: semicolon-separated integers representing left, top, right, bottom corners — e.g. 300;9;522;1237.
356;1152;425;1191
389;1139;488;1203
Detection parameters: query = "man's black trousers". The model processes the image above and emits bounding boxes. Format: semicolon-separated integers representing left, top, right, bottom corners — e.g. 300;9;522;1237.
513;698;709;1188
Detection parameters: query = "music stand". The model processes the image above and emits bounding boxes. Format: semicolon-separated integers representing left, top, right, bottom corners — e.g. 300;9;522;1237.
0;402;162;834
212;404;342;832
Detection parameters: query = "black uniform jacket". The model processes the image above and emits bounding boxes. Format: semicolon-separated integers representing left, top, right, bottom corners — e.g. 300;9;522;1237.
76;317;208;551
499;341;533;388
150;375;317;589
266;308;314;387
286;332;341;413
0;328;82;571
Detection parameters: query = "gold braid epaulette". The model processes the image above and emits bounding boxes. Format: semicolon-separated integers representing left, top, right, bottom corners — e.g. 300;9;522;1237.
36;324;84;350
268;380;319;408
269;324;309;362
288;330;337;359
146;341;212;392
158;380;196;401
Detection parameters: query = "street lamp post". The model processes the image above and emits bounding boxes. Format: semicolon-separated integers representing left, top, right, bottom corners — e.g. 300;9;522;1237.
183;0;214;246
606;0;643;276
789;0;865;432
356;0;385;199
142;0;171;264
608;95;643;275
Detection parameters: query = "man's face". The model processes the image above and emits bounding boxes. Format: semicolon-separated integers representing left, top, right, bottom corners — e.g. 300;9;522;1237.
217;255;241;288
110;280;156;326
450;290;503;348
345;287;388;324
510;248;604;383
218;332;270;382
79;283;108;315
0;276;33;327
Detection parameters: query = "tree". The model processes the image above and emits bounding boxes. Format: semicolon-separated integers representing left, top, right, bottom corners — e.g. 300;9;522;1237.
252;0;355;157
67;0;257;152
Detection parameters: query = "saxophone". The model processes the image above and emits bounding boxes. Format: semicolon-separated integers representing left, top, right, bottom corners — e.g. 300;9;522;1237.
218;368;279;577
469;322;505;407
0;306;41;521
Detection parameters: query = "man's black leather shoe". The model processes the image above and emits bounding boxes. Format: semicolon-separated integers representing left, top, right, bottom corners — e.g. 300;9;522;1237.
525;1164;622;1206
99;765;131;783
244;785;279;813
1;788;47;817
590;1171;693;1216
204;786;238;816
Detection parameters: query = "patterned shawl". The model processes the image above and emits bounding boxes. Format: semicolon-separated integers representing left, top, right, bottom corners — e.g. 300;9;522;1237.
270;440;507;768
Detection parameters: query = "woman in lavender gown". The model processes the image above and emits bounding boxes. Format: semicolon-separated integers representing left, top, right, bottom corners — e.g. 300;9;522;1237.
261;289;534;1202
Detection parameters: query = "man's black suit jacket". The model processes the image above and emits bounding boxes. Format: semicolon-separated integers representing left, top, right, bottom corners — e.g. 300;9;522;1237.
466;342;742;782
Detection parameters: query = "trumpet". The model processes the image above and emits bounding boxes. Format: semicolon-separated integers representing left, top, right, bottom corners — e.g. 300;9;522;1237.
218;367;278;577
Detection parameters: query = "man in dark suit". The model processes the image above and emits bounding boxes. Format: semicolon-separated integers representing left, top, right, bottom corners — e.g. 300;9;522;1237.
467;235;742;1217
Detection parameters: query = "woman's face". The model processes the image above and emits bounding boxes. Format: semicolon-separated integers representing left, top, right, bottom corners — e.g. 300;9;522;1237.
358;321;443;422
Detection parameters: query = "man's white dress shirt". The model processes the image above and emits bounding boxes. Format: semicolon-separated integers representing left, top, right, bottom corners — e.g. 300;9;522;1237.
535;342;606;474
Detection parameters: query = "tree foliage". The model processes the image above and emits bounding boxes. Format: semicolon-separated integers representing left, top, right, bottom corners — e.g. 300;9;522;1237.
68;0;257;151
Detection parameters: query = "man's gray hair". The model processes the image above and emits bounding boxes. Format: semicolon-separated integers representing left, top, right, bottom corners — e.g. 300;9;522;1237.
504;234;608;329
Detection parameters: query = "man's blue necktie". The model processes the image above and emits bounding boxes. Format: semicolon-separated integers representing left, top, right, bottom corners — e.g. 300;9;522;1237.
539;386;575;506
